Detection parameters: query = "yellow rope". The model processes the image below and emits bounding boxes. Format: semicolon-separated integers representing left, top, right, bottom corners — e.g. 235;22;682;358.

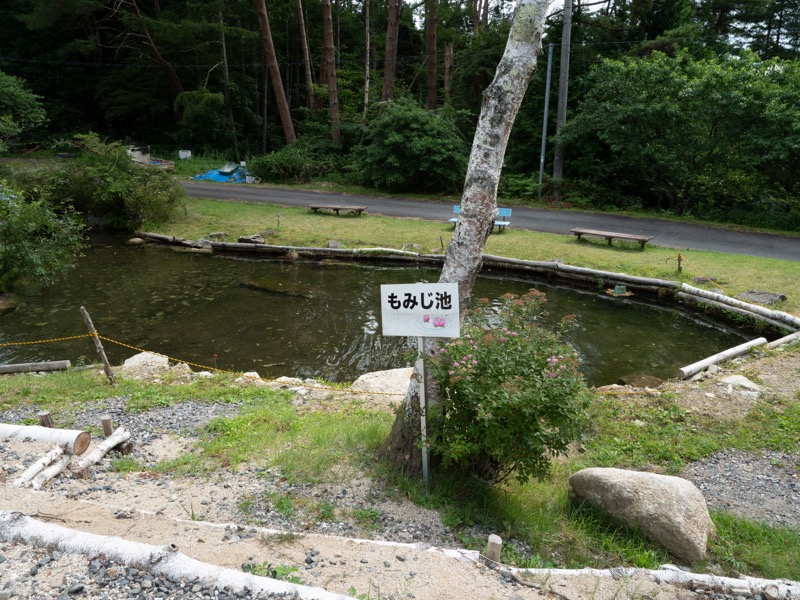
0;333;94;347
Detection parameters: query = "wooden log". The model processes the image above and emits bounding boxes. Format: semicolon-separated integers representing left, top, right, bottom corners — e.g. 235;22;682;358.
30;454;72;490
677;337;768;379
680;284;800;329
0;424;90;455
37;411;54;428
72;427;131;473
767;330;800;349
12;445;64;487
676;293;795;333
0;511;353;600
0;360;71;374
80;306;116;385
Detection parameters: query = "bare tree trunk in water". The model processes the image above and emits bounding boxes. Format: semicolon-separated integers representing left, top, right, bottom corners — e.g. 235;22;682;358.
378;0;550;477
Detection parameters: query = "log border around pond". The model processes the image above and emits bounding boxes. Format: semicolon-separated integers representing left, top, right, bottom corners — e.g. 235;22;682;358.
134;232;800;374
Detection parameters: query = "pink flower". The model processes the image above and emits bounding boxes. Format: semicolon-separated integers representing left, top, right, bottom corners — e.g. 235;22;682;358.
547;371;556;378
433;317;447;327
423;314;430;323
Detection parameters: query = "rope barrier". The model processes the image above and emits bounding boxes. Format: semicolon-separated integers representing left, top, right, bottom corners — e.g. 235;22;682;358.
0;330;406;397
678;256;733;297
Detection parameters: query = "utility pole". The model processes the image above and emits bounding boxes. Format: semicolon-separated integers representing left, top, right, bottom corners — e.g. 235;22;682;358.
551;0;572;200
538;43;554;200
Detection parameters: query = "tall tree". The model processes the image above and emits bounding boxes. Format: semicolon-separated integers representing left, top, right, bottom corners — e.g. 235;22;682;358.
363;0;371;115
426;0;438;109
296;0;316;108
255;0;297;144
379;0;551;475
322;0;341;140
219;9;240;158
381;0;401;101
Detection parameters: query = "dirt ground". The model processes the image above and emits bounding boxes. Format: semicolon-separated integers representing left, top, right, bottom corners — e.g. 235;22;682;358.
2;347;800;600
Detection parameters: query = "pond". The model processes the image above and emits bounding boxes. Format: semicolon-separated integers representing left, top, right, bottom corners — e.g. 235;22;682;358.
0;237;747;386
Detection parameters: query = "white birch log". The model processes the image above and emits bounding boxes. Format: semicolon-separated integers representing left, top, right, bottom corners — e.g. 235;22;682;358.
0;424;90;455
680;284;800;329
767;330;800;349
502;564;800;598
30;454;72;490
71;427;131;473
12;445;64;487
0;511;352;600
676;293;795;333
677;338;768;379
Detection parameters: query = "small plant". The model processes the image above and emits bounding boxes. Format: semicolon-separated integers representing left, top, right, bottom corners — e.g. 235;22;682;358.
242;561;305;585
428;289;591;484
109;457;142;473
317;501;336;522
180;501;206;521
352;507;382;530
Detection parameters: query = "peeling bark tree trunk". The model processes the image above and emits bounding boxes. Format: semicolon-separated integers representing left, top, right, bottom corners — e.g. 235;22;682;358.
425;0;437;109
378;0;550;476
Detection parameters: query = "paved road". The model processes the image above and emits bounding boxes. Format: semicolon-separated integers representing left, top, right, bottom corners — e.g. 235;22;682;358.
184;181;800;262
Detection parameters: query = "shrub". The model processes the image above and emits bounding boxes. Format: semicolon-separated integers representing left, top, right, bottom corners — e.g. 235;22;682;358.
0;180;85;290
428;289;590;484
355;100;468;194
250;143;336;183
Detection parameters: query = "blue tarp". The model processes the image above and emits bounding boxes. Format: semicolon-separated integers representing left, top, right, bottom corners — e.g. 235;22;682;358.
193;162;253;183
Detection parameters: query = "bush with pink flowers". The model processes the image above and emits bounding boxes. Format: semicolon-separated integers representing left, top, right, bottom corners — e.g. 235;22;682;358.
428;289;590;484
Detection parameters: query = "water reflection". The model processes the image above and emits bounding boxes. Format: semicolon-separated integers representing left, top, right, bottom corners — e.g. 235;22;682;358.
0;238;746;385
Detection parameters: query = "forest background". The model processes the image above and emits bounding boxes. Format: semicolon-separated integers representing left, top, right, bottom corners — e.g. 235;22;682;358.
1;0;800;231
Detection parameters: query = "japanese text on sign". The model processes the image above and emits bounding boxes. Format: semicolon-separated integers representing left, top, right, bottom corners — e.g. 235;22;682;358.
380;283;460;337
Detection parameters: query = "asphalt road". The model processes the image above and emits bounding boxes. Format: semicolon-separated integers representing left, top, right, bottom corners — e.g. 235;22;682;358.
183;181;800;262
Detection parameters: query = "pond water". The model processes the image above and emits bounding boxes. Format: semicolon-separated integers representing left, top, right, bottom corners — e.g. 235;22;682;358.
0;237;747;386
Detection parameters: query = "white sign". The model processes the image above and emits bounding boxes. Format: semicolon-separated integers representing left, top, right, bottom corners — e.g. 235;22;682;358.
380;283;460;337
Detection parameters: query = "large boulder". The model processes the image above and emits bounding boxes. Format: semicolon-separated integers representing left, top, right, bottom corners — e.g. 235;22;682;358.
568;467;714;564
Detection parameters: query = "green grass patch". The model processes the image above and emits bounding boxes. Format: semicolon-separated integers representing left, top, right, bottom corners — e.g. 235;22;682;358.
152;197;800;315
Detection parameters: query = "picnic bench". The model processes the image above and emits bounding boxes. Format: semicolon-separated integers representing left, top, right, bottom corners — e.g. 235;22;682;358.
308;204;367;215
570;228;653;248
449;205;512;232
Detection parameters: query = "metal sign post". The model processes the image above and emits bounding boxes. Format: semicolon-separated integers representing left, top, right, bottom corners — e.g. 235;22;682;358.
380;282;460;488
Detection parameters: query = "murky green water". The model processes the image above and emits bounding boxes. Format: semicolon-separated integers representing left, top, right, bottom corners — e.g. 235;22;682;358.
0;237;746;385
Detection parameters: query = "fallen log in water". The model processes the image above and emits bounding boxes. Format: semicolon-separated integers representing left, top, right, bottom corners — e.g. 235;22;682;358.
676;337;768;379
0;424;90;455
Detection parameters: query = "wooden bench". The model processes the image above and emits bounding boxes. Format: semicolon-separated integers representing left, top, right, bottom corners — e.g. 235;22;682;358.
570;228;653;248
449;205;512;232
309;204;367;215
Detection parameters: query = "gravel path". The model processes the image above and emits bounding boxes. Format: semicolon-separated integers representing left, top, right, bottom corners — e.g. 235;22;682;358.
1;368;799;600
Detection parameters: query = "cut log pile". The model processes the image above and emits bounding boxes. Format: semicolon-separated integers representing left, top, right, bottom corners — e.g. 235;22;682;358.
1;415;133;490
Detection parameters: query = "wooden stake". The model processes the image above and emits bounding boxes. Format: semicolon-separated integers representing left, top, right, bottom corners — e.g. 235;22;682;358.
485;534;502;566
101;415;114;437
80;306;116;385
38;411;54;428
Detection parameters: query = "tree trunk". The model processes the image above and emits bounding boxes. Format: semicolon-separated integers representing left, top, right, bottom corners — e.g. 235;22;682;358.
219;10;239;159
322;0;341;141
381;0;401;101
0;424;91;455
378;0;551;476
363;0;371;115
296;0;315;109
255;0;297;144
443;41;453;104
425;0;438;109
552;0;572;200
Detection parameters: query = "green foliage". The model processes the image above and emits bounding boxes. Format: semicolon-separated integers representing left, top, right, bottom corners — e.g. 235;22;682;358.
0;180;85;291
428;290;591;484
250;143;337;184
0;70;47;153
47;133;186;229
354;100;468;193
559;52;800;230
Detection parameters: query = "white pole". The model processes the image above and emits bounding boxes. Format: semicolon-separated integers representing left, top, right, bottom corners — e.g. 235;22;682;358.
417;336;429;487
